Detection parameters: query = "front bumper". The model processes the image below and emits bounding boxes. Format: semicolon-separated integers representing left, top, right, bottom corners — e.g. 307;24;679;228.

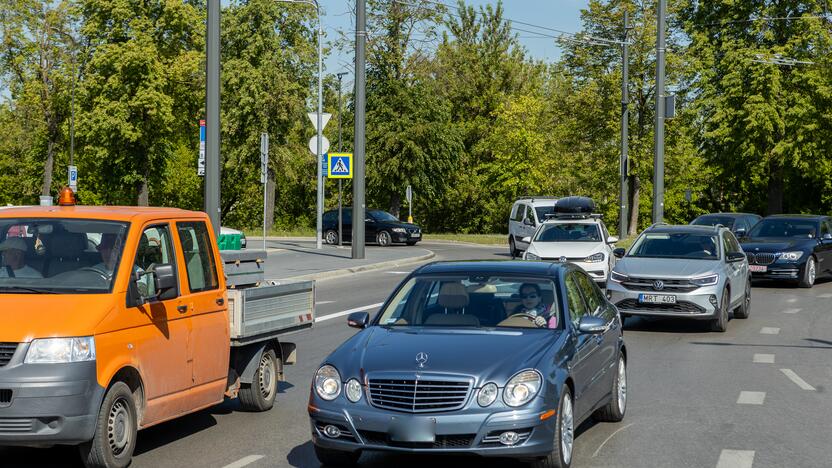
392;231;421;243
570;261;609;284
0;343;104;446
607;281;721;319
749;261;805;281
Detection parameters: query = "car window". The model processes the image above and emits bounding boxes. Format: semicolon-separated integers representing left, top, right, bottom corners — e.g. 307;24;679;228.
725;232;742;253
323;211;336;223
524;206;534;225
821;221;831;237
575;272;603;314
133;224;177;299
511;204;524;222
749;219;819;238
535;223;602;242
565;272;589;325
342;209;352;224
534;206;555;223
176;221;219;293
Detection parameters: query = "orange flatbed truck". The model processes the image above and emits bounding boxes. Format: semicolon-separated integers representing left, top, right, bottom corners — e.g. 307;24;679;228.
0;192;314;467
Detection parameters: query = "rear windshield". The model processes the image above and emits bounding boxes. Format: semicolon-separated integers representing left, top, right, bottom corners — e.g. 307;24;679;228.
748;219;819;239
629;232;719;260
0;218;129;294
692;216;735;228
534;206;556;222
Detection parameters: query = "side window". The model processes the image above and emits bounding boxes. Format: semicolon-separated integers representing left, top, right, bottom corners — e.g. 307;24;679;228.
525;206;535;225
821;221;831;237
323;211;336;223
510;204;522;222
565;272;589;325
575;272;603;314
343;209;352;224
133;225;177;300
177;221;219;293
721;233;731;257
726;232;742;253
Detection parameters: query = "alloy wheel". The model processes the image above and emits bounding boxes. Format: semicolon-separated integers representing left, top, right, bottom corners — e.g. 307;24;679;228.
808;258;816;285
561;396;574;465
378;231;391;247
325;231;337;245
617;358;627;414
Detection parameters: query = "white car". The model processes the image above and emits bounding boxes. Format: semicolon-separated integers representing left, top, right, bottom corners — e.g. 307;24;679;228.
508;196;559;257
522;215;619;285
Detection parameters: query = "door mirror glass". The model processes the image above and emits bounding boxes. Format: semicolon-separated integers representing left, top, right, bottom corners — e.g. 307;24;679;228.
726;252;746;263
523;217;534;226
607;236;619;244
612;247;626;258
347;311;370;329
577;316;607;334
133;263;176;303
823;233;832;241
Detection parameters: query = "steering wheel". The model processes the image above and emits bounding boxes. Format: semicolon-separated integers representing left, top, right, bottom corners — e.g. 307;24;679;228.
77;267;111;282
506;313;546;328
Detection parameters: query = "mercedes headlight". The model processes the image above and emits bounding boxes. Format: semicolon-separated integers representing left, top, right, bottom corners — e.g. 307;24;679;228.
503;370;542;407
477;382;498;407
25;337;96;364
345;378;362;403
584;252;605;263
391;228;407;233
525;251;541;261
691;274;719;286
610;271;629;283
314;365;342;401
779;251;804;261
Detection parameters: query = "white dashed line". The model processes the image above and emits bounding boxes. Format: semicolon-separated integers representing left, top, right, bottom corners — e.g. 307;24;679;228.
817;293;832;298
753;353;775;364
760;327;780;335
317;300;335;305
386;271;410;275
780;368;816;391
315;302;384;323
716;449;755;468
737;391;766;405
786;297;798;303
223;455;264;468
782;308;801;314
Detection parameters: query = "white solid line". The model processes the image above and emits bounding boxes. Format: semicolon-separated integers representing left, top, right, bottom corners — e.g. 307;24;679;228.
782;308;801;314
760;327;780;335
315;302;385;323
223;455;265;468
780;368;816;391
591;423;633;458
716;449;755;468
317;300;335;305
737;391;766;405
753;353;775;364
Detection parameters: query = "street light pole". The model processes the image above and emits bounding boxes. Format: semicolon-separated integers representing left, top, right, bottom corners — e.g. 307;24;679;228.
653;0;666;224
352;0;366;259
336;71;347;246
619;10;629;239
206;0;221;235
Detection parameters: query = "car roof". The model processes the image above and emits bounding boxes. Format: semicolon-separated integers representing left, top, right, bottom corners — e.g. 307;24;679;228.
415;260;565;278
648;224;725;234
695;213;759;219
763;214;828;220
515;198;558;206
542;217;602;225
0;205;205;223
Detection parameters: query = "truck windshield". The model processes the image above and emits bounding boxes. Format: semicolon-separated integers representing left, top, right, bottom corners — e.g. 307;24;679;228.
0;218;129;294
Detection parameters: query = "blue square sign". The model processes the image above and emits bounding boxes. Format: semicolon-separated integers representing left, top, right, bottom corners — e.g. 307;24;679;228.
327;153;352;179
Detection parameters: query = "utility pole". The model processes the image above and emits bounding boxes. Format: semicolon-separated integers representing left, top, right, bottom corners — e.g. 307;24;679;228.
352;0;367;259
336;71;348;246
652;0;666;224
206;0;221;235
315;2;324;250
619;9;630;239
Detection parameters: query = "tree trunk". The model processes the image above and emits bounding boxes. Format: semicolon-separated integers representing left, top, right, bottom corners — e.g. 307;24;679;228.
766;161;784;215
137;178;149;206
265;171;276;232
628;174;640;237
390;193;401;219
41;139;56;196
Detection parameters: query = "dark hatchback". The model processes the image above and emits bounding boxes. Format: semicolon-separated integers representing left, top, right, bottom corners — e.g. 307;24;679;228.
322;208;422;247
308;261;627;468
690;212;761;237
740;215;832;288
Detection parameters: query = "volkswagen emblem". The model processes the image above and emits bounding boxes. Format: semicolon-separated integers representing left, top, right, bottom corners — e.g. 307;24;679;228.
416;352;428;368
559;256;567;263
653;280;665;291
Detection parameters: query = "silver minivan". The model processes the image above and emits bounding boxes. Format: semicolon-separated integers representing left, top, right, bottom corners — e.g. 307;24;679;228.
508;197;558;258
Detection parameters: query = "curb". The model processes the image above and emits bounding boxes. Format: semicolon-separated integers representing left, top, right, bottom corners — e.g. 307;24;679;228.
275;250;436;283
423;239;508;248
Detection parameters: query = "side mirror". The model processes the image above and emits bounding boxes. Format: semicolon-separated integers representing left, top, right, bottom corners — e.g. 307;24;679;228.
365;218;374;223
133;263;176;303
823;233;832;241
613;248;626;258
734;228;747;238
577;316;607;334
521;236;531;244
347;311;370;329
726;252;746;263
523;218;535;226
607;236;619;244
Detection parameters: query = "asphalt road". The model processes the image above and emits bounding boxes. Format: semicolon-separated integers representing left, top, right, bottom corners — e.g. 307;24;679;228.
3;241;832;468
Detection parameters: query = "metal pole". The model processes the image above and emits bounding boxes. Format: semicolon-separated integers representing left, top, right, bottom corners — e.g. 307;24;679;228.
619;10;629;239
315;3;324;250
653;0;666;224
337;72;346;247
206;0;221;235
352;0;366;259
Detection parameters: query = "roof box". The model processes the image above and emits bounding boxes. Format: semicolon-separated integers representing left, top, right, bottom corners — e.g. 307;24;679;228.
544;196;599;219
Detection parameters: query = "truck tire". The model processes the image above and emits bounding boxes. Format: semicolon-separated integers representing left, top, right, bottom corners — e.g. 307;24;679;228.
239;349;279;412
314;445;360;467
79;382;138;468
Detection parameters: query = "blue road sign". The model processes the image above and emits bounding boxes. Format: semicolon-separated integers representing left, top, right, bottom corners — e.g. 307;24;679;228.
327;153;352;179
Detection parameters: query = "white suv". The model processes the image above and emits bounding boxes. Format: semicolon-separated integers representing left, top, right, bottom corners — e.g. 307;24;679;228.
508;197;558;258
523;215;619;285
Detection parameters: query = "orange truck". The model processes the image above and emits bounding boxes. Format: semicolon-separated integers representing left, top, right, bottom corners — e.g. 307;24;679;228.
0;191;314;467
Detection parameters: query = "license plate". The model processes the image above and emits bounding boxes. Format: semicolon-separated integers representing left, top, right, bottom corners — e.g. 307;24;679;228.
410;233;420;238
749;265;767;273
389;417;435;443
639;294;677;304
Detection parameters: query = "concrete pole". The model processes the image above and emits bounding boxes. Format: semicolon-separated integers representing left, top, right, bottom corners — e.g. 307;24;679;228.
206;0;221;235
352;0;366;259
652;0;666;224
315;4;324;249
619;10;629;239
337;72;347;247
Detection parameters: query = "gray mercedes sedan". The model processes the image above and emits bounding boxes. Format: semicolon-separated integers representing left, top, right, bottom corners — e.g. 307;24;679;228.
308;261;627;468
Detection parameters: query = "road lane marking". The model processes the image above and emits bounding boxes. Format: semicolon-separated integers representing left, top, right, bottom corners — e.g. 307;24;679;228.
786;297;798;303
716;450;755;468
316;302;385;323
780;368;816;391
737;391;765;405
386;271;410;274
760;327;780;335
753;353;775;364
817;293;832;298
591;423;633;458
223;455;264;468
317;301;335;305
782;308;801;314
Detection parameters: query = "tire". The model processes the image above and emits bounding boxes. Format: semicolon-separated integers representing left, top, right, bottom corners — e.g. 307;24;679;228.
595;356;626;422
799;257;816;288
528;387;573;468
314;445;360;467
711;288;729;332
79;382;138;468
239;349;279;412
509;237;517;259
734;280;751;319
324;230;338;245
376;231;392;247
406;241;417;246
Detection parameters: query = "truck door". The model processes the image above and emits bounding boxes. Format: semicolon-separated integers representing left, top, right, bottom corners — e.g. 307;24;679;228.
175;221;229;408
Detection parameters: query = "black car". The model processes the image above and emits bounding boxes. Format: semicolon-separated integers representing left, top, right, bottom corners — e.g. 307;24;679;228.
322;208;422;247
740;215;832;288
690;212;761;237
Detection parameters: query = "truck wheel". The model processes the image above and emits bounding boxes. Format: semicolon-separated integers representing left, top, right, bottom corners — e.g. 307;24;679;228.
79;382;137;468
314;445;360;467
239;349;279;412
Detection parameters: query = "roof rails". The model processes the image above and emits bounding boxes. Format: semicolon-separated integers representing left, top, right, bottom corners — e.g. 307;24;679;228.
516;195;559;202
544;213;603;220
647;222;668;230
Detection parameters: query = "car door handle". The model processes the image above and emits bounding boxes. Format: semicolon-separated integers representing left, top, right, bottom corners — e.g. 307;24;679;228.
216;298;225;306
177;305;188;314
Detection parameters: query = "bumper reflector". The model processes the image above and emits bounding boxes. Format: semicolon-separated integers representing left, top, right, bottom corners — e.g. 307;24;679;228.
540;409;556;420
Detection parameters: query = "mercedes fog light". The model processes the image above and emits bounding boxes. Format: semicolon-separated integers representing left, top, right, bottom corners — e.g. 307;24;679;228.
499;431;521;446
323;425;341;438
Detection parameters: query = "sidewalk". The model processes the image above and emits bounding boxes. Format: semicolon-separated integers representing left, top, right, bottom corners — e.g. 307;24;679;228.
255;238;434;281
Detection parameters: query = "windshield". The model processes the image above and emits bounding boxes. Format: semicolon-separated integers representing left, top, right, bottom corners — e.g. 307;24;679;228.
370;210;399;222
748;219;819;239
692;216;735;228
376;276;562;329
535;223;601;242
0;218;129;294
629;232;719;260
534;206;555;222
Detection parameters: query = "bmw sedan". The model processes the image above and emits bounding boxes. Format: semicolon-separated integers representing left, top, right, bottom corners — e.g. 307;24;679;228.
308;261;627;468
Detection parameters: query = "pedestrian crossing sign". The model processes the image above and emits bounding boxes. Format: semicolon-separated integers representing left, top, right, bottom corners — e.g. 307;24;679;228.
327;153;352;179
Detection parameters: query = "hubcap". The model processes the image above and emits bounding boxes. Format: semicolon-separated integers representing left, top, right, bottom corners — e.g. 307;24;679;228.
259;354;277;400
107;398;131;456
617;358;627;412
561;396;574;464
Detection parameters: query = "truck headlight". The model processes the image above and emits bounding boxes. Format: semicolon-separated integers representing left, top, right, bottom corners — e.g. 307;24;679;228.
314;365;342;401
25;337;96;364
584;252;605;263
779;251;804;261
691;274;719;286
525;252;541;261
503;370;542;407
345;378;363;403
391;228;407;233
477;382;498;407
610;271;629;283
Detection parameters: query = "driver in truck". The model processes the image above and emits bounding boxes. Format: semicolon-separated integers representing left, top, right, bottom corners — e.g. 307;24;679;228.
91;233;119;276
0;237;42;278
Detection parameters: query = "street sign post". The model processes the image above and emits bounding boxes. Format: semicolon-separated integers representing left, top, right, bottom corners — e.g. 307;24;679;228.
308;112;332;250
261;132;269;251
406;185;413;223
68;165;78;192
198;120;206;177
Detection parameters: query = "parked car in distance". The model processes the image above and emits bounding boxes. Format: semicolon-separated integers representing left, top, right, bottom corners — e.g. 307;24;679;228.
740;214;832;288
690;213;761;238
309;260;628;468
323;208;422;247
509;197;559;258
607;224;751;332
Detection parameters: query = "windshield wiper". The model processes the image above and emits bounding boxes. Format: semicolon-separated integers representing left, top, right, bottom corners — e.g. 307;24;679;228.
0;286;59;294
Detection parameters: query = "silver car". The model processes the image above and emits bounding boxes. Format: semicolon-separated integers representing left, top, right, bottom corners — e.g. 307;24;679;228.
606;224;751;332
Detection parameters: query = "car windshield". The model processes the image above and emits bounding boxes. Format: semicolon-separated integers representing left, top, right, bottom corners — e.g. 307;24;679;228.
370;210;399;222
629;232;719;260
692;216;735;228
534;206;555;222
748;219;819;239
376;276;562;329
0;218;129;294
535;223;601;242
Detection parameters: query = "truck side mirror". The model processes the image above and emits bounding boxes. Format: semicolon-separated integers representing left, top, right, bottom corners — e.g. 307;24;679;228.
133;263;176;304
347;311;370;329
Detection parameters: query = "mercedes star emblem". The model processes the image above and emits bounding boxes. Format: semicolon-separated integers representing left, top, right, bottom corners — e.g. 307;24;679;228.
416;352;428;368
653;280;665;291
